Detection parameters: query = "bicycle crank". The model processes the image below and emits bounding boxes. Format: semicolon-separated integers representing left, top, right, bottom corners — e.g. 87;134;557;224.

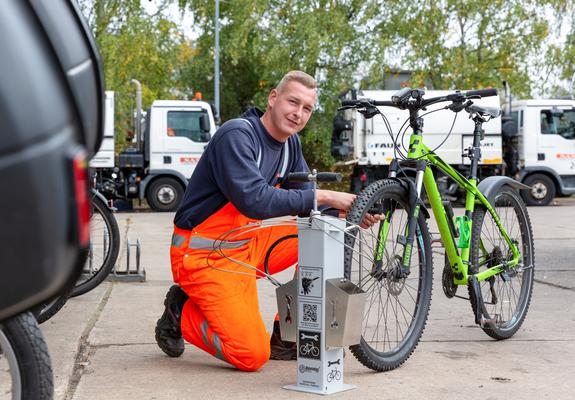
442;262;457;298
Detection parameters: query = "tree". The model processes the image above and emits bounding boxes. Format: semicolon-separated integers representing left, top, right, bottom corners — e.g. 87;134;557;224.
177;0;375;168
364;0;556;98
80;0;194;150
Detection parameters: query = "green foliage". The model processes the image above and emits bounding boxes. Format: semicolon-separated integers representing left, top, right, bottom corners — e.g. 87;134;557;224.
80;0;575;168
80;0;194;152
365;0;557;98
177;0;374;169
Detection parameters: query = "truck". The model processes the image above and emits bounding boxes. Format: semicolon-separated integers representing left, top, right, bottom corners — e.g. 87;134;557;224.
332;88;575;206
89;81;217;211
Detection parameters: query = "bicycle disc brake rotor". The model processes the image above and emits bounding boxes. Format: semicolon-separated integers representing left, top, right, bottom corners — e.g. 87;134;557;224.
385;256;406;296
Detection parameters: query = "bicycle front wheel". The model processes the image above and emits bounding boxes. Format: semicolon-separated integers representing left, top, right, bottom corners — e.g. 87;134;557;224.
344;179;433;371
72;194;120;297
470;187;534;339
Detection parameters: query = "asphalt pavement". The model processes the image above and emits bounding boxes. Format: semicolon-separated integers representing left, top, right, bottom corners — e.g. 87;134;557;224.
41;197;575;399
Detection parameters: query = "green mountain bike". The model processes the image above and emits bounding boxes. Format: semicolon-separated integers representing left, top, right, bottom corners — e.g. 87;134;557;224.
342;88;535;372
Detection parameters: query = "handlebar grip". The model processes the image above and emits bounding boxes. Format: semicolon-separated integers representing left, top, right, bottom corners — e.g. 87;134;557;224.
341;100;355;106
287;172;311;182
465;88;498;98
286;172;343;182
316;172;342;182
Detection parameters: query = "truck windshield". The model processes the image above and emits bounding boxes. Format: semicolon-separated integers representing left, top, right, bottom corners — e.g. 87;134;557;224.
540;109;575;140
167;110;211;142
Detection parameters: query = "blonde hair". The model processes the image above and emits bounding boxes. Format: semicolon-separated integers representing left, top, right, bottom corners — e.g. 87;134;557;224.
276;70;317;93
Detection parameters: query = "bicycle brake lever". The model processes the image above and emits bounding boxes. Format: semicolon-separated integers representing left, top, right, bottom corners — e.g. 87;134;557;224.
447;100;473;113
358;105;380;119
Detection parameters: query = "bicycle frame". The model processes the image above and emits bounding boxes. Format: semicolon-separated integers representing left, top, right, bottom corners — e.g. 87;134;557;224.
375;132;521;286
410;134;520;285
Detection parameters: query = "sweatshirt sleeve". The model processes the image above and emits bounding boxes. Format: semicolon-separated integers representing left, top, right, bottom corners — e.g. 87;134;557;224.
209;128;314;219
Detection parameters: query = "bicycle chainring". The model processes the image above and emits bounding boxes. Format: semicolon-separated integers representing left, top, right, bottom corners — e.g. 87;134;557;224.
442;263;458;298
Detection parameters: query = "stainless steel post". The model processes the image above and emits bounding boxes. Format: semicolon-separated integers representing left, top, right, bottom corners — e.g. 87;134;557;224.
284;215;356;395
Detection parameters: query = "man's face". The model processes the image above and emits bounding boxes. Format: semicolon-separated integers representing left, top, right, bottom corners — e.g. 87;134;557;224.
267;81;317;140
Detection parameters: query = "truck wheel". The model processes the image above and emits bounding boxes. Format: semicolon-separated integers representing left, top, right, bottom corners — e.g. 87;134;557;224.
147;177;184;212
521;173;556;206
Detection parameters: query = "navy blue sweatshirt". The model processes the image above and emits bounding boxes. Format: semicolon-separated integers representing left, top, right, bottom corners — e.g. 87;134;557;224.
174;107;315;230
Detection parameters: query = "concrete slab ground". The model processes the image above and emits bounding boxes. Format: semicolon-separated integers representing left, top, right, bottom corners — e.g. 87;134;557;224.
41;199;575;399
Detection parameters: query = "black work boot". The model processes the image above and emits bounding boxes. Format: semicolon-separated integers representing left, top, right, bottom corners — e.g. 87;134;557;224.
155;285;188;357
270;320;297;360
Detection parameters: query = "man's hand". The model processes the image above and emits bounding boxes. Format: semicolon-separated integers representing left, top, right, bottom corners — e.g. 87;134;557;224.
316;189;384;228
316;189;356;211
360;213;385;229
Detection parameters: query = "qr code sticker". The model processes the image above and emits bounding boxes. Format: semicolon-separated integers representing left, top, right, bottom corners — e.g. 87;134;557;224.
303;303;318;323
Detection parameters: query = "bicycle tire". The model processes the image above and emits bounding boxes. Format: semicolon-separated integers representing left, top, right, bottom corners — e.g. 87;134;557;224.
344;179;433;372
71;194;120;297
32;286;73;324
469;187;534;339
0;312;53;399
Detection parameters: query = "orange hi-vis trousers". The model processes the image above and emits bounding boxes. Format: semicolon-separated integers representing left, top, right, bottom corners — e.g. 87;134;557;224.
170;202;297;372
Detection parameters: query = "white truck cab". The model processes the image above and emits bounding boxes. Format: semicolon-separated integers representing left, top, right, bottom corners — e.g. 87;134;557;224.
147;99;214;181
511;99;575;204
90;91;217;211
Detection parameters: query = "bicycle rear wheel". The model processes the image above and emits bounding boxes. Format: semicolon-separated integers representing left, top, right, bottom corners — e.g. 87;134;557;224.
71;194;120;297
470;187;534;339
344;179;433;371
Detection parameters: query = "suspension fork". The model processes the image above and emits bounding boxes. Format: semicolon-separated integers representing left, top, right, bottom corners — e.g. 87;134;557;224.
399;160;427;275
371;160;426;276
371;159;398;271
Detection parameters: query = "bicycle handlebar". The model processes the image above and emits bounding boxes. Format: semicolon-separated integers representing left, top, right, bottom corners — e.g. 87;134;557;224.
340;88;499;111
464;88;498;98
287;172;342;183
341;99;395;107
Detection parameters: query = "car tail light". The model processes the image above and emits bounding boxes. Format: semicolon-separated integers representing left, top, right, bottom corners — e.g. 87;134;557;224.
72;151;90;247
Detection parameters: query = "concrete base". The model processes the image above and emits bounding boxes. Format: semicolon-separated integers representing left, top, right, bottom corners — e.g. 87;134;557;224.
284;383;356;395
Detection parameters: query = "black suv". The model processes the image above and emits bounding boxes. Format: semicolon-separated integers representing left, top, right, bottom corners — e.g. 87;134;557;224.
0;1;105;398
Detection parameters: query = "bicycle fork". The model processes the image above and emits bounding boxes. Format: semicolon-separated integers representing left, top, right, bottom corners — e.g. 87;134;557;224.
371;160;426;278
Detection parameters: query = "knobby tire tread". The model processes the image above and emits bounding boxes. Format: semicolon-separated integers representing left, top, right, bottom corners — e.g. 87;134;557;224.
1;311;53;398
344;179;433;371
469;187;535;339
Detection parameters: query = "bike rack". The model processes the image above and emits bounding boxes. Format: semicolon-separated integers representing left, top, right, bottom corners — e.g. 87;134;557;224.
281;215;365;395
110;238;146;282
